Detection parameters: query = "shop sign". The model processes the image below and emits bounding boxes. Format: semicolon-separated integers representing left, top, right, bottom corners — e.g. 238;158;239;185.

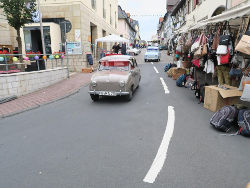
67;42;82;55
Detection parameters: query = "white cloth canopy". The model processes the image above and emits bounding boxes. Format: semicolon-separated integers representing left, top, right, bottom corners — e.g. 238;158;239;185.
95;34;129;43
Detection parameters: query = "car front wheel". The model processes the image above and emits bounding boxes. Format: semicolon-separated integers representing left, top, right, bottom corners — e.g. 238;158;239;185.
90;94;99;101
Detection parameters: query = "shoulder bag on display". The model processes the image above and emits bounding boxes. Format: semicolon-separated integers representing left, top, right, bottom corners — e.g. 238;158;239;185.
212;27;220;50
219;35;231;45
216;45;228;55
192;58;200;68
191;36;201;52
235;35;250;55
220;48;230;64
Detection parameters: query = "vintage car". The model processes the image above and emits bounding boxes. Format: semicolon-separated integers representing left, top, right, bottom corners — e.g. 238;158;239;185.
144;46;161;62
89;55;141;101
127;47;141;55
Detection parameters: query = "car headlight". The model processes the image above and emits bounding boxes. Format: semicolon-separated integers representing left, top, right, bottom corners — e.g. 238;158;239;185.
91;81;97;87
120;81;125;87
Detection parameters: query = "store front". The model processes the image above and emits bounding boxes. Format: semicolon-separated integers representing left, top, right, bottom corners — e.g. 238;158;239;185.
21;22;62;54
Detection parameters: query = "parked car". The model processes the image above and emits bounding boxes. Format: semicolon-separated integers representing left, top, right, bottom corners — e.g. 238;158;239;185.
127;47;141;55
159;45;168;50
144;46;161;62
89;55;141;101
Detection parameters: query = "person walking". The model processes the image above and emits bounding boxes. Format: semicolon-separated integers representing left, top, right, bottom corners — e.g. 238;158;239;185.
121;43;127;55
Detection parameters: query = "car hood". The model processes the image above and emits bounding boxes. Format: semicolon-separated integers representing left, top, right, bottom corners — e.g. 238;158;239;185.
91;71;130;82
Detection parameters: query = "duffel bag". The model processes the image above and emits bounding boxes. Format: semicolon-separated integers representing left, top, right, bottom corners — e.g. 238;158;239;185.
210;106;238;132
176;74;186;87
238;110;250;137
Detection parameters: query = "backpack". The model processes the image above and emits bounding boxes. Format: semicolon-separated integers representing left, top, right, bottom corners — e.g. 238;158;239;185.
238;110;250;137
164;64;172;72
210;106;238;132
176;74;186;87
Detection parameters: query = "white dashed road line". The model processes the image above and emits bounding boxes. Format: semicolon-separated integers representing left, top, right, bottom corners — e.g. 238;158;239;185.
160;77;170;94
151;62;154;65
153;66;159;74
143;106;175;184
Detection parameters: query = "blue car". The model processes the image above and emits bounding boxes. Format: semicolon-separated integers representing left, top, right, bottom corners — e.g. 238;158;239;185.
144;47;161;62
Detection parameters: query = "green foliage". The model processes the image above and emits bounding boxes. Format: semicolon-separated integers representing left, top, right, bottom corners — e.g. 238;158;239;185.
0;0;36;30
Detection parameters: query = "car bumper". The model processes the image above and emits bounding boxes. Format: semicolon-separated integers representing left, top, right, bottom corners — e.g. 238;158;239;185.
145;58;158;60
89;90;130;96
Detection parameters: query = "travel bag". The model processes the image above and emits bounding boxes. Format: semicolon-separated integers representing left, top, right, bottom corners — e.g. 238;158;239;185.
176;74;186;87
238;110;250;137
210;105;238;132
164;64;172;72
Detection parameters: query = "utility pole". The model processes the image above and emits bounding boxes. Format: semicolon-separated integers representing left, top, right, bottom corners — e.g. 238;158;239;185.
37;0;46;58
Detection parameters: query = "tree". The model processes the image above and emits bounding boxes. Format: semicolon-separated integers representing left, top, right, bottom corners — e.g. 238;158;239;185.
0;0;36;61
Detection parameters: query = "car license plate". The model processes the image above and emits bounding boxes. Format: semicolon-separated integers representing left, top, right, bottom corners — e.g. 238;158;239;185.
99;91;116;96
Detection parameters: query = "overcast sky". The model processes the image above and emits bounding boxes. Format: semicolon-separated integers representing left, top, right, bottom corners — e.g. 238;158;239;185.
118;0;166;41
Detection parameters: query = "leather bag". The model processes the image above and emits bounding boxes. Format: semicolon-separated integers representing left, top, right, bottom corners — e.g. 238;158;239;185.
216;45;228;55
202;44;208;56
212;28;220;50
235;35;250;55
191;37;201;52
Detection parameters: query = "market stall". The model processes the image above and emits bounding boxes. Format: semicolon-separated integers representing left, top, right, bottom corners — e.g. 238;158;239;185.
95;34;129;58
166;4;250;112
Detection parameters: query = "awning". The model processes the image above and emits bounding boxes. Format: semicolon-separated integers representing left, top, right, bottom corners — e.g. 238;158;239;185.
201;3;250;25
95;34;129;43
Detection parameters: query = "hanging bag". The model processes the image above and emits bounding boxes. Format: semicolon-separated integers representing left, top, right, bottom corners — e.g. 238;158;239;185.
191;36;201;52
216;45;228;55
220;48;230;64
235;35;250;55
212;26;220;50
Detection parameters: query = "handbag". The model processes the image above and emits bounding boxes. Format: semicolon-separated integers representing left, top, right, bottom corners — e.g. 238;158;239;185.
216;45;228;55
191;37;201;52
192;59;200;68
241;84;250;102
220;48;230;64
212;28;220;50
229;68;242;77
202;44;208;56
235;35;250;55
203;60;215;74
239;76;250;90
194;46;202;57
219;35;231;45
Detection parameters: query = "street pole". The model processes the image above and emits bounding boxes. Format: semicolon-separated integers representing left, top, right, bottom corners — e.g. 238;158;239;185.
63;21;69;78
37;0;46;66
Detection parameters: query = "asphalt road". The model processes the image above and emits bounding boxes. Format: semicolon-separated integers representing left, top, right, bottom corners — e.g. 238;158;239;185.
0;49;249;188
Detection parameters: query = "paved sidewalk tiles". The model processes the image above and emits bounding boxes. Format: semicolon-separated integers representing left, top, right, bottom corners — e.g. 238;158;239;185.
0;73;92;118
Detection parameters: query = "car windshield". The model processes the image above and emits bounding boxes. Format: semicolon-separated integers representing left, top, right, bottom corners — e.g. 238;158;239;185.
99;61;130;71
147;49;158;52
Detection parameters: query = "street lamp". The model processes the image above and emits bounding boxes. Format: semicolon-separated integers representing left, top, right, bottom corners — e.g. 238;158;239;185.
37;0;46;57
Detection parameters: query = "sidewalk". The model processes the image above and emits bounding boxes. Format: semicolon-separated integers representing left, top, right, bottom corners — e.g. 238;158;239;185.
0;73;92;118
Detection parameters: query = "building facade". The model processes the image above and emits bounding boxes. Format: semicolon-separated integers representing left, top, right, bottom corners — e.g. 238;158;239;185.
118;6;136;44
0;0;119;72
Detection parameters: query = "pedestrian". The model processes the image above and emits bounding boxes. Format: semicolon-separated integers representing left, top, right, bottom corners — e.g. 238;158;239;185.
112;42;117;53
112;42;120;54
121;43;127;55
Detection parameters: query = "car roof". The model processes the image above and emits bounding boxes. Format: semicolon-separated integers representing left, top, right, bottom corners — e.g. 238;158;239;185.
100;55;133;61
147;46;158;50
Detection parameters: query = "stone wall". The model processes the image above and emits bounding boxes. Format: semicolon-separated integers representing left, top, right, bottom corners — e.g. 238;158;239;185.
0;68;68;98
45;56;97;72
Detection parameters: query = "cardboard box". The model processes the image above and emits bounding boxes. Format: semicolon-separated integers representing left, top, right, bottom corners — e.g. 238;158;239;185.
204;85;243;112
82;68;93;73
172;73;183;80
172;67;186;75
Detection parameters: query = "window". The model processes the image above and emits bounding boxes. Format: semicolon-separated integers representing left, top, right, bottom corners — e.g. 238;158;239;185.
115;11;117;28
103;0;106;18
110;4;112;25
91;0;96;9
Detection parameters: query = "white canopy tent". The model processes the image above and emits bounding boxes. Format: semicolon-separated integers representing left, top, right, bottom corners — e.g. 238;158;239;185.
95;34;129;58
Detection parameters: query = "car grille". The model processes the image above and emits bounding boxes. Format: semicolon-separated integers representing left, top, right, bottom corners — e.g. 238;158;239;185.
92;82;125;92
